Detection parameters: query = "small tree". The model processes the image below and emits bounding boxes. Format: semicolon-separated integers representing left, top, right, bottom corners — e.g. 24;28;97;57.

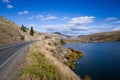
21;25;27;32
30;26;34;36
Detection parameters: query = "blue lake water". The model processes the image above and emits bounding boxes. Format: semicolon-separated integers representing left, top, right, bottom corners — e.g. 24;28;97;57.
65;41;120;80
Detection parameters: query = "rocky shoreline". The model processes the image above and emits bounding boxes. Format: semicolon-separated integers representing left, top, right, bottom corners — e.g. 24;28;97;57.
38;37;83;78
42;38;83;69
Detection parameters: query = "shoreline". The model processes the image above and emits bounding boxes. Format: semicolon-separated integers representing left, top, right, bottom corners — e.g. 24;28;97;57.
14;38;83;80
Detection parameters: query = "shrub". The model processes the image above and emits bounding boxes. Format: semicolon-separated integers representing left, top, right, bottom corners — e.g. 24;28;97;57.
21;25;27;32
30;26;34;36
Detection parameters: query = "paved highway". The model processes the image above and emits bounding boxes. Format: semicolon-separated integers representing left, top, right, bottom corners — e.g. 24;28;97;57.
0;41;36;69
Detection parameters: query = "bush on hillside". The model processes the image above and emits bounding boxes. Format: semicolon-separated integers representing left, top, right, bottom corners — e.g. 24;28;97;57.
21;25;27;32
30;26;34;36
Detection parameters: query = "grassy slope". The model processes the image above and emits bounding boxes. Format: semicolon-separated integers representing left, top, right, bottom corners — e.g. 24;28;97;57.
0;16;23;43
0;16;40;43
19;44;64;80
15;42;81;80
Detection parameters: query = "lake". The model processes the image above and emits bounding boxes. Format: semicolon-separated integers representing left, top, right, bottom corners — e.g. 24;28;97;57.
65;41;120;80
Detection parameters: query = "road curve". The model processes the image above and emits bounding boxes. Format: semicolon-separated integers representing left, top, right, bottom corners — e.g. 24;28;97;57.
0;41;36;69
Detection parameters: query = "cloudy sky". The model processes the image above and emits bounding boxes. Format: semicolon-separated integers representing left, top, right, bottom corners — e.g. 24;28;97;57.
0;0;120;36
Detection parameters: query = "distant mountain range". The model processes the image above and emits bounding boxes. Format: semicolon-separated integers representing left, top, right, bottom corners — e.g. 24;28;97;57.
77;35;84;37
53;32;85;38
53;32;72;37
65;30;120;43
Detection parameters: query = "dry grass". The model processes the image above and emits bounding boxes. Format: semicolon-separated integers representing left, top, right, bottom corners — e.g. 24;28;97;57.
20;50;63;80
32;42;80;80
16;42;80;80
0;16;22;43
0;16;40;44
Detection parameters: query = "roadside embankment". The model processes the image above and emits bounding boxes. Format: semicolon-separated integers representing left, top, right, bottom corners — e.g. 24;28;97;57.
15;38;82;80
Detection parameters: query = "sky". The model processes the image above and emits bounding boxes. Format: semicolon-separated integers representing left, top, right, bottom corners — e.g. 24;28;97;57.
0;0;120;36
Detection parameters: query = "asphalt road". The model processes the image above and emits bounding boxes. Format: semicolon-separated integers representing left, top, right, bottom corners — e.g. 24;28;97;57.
0;41;36;69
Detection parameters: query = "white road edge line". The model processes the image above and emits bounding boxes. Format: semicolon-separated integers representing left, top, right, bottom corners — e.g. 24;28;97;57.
0;45;29;69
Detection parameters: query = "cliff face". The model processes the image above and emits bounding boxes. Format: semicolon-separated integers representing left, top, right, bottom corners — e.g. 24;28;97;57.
65;30;120;43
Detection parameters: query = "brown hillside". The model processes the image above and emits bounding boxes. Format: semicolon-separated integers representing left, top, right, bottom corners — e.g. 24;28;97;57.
79;30;120;42
0;16;24;43
0;16;41;44
65;30;120;43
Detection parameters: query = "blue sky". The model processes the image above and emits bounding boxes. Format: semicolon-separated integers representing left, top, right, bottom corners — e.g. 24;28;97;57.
0;0;120;36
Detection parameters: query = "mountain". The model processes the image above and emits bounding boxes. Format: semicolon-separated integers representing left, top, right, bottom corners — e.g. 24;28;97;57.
53;32;62;35
0;16;23;43
53;32;72;37
0;16;39;44
65;30;120;43
79;30;120;42
77;35;84;37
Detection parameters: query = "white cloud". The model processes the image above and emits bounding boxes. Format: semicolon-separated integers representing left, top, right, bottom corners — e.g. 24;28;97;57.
39;22;120;36
68;16;95;24
40;22;93;34
42;16;57;20
29;14;44;19
114;21;120;23
40;23;74;32
40;23;96;36
105;17;118;21
112;27;120;31
2;0;10;3
27;15;120;36
18;10;29;15
7;4;13;9
29;14;57;20
39;16;95;35
61;17;70;20
36;15;44;18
